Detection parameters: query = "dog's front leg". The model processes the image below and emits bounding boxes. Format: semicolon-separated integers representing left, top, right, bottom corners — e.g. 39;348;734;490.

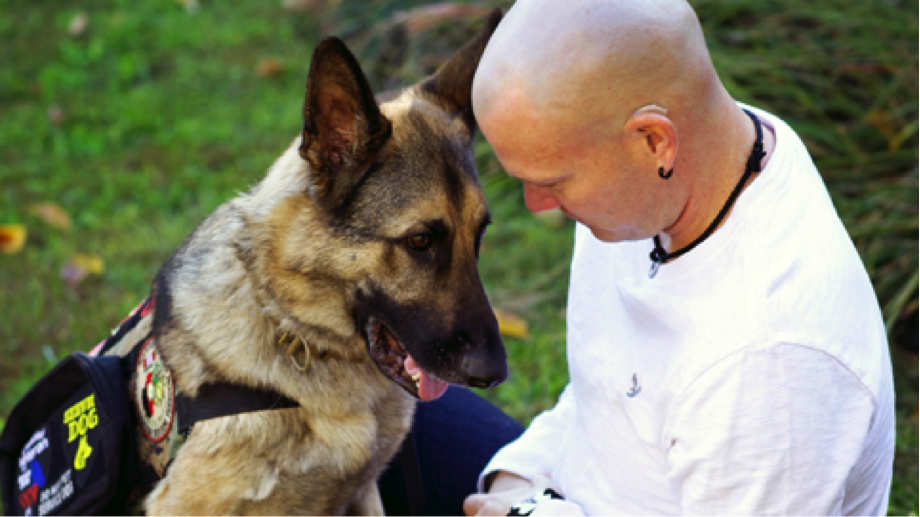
346;481;385;516
143;425;282;515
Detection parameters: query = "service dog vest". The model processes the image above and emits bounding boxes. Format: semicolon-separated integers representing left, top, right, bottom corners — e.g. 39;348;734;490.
93;298;184;505
97;298;300;509
1;298;299;516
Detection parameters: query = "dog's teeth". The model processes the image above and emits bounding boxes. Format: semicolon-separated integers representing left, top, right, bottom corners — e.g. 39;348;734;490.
411;372;421;382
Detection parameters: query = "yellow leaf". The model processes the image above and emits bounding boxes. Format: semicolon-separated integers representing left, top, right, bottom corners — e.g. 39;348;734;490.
29;202;72;230
61;254;104;288
0;225;27;254
494;307;529;339
73;253;104;275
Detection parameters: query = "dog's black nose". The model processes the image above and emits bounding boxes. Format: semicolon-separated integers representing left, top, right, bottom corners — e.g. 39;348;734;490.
461;351;508;388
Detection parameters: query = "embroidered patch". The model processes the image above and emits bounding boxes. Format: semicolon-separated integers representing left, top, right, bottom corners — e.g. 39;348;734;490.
17;427;50;515
133;338;176;442
63;393;98;470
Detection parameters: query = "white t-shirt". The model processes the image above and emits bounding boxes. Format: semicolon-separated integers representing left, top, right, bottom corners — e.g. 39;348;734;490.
480;105;896;515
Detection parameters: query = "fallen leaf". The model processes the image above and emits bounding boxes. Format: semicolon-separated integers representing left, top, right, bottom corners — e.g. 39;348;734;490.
0;225;27;254
911;405;918;424
48;105;64;125
175;0;200;13
494;307;529;339
29;202;72;230
61;253;104;288
257;58;285;78
281;0;325;11
42;345;58;365
68;12;88;37
866;109;895;138
390;3;493;35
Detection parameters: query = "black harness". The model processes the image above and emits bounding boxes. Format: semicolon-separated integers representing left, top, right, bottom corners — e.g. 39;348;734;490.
0;297;300;515
98;299;301;436
2;297;425;516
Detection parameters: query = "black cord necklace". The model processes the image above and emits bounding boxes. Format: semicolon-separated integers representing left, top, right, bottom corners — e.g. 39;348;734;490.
649;108;766;278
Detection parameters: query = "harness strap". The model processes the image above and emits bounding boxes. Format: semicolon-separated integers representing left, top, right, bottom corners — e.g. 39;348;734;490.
105;295;436;512
175;383;300;436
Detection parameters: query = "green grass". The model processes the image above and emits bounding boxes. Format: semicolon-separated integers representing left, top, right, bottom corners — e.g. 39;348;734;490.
0;0;916;514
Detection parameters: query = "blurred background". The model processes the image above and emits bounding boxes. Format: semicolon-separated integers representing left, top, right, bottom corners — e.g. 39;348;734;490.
0;0;916;513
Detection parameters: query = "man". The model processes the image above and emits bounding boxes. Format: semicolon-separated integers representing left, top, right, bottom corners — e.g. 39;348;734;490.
462;0;896;515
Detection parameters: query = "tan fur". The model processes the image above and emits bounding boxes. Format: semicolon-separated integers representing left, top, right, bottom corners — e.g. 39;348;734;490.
141;11;505;516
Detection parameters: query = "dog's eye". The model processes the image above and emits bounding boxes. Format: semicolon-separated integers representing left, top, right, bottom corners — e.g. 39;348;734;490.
406;233;432;251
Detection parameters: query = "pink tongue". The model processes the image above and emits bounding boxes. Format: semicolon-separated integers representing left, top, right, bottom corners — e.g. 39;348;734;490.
404;355;449;402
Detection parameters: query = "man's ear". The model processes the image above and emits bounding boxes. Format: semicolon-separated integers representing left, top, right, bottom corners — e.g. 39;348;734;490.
300;37;392;213
623;109;678;174
417;8;503;139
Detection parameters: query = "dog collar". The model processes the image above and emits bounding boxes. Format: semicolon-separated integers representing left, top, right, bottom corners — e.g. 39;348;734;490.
277;328;367;371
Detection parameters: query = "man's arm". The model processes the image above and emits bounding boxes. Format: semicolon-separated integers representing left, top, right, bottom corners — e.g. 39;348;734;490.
464;385;582;516
475;384;577;491
665;342;888;515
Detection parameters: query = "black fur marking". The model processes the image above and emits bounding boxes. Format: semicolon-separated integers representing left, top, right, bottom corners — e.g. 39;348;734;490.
152;242;185;342
353;276;506;388
403;109;472;212
327;159;382;221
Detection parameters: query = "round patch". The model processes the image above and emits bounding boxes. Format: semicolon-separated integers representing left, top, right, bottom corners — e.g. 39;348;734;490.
134;338;176;442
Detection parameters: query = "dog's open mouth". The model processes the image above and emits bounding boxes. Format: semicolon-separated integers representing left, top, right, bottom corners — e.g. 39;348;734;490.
366;317;449;402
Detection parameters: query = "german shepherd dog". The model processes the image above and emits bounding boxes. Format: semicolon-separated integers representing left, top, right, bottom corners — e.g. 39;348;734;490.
143;10;506;515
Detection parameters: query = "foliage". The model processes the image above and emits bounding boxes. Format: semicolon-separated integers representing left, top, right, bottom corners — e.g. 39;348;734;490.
0;0;915;513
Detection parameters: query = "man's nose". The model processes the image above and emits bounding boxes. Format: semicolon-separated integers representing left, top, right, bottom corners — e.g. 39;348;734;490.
523;184;561;214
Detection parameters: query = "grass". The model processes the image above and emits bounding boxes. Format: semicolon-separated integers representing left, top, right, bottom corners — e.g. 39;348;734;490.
0;0;916;513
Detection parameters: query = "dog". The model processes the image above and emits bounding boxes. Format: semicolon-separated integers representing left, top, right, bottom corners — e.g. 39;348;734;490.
136;9;506;515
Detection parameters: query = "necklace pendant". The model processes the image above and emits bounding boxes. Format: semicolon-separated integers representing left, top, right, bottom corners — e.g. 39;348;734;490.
649;260;661;279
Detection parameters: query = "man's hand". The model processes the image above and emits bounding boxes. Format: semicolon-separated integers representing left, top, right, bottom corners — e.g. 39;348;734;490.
463;472;562;516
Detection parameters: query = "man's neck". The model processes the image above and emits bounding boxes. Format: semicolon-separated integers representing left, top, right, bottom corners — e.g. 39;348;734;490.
662;101;773;253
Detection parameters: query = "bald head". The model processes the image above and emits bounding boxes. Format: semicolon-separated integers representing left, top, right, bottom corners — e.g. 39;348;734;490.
473;0;718;133
470;0;758;246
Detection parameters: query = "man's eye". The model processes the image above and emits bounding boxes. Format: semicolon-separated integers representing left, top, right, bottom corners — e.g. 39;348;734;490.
406;233;432;251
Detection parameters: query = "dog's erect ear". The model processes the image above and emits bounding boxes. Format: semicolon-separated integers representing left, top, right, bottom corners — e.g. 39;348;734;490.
417;8;503;138
300;37;392;213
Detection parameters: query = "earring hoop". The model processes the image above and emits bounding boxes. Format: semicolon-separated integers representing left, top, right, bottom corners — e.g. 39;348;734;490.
658;166;673;179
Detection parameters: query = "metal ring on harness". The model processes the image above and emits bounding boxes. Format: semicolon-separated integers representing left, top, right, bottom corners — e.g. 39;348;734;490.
281;332;310;372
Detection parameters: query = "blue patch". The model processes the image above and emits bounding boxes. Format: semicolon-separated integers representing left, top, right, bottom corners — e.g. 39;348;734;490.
30;460;45;488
